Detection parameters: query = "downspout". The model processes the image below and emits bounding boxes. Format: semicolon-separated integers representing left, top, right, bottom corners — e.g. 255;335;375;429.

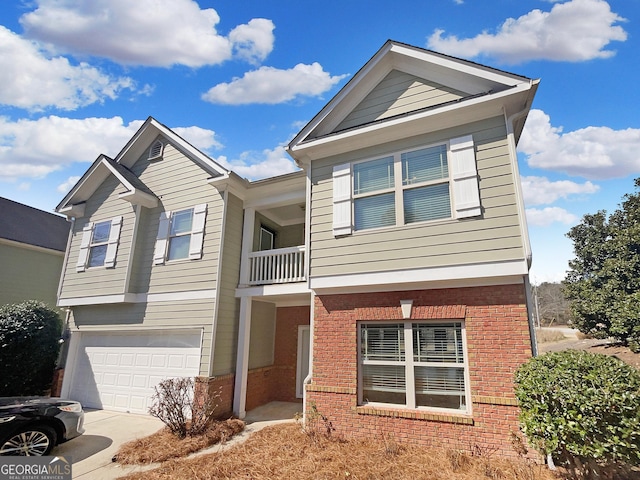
504;89;538;356
302;164;313;421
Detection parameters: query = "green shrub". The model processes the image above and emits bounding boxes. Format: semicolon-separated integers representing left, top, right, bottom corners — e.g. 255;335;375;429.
514;350;640;473
0;301;62;396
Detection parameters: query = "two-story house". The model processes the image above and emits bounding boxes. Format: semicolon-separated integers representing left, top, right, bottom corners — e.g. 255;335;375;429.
57;40;538;456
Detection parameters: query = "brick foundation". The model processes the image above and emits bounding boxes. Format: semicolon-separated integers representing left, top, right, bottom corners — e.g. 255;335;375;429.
307;284;534;458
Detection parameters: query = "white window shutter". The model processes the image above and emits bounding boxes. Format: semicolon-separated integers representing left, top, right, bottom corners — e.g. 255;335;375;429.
332;163;352;236
76;223;93;272
450;135;481;218
104;216;122;268
189;203;207;260
154;211;171;265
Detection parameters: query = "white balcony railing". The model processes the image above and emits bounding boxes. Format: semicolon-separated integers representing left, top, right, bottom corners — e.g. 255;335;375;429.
247;246;306;286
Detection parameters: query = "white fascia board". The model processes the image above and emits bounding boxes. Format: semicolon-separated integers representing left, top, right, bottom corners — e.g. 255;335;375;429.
235;282;311;298
117;118;228;177
207;172;248;200
118;189;158;208
388;43;530;86
56;157;110;213
58;289;217;306
290;82;533;161
309;259;529;294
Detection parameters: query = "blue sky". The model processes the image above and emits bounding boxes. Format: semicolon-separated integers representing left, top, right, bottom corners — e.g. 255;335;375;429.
1;0;639;284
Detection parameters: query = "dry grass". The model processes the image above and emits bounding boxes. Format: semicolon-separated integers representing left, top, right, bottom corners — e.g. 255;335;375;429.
114;418;245;464
117;423;559;480
536;328;567;343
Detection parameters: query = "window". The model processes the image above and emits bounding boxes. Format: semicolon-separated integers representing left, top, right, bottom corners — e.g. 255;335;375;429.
331;135;480;236
154;204;207;264
76;216;123;272
353;144;450;231
259;226;275;251
168;208;194;261
359;321;468;412
87;220;111;267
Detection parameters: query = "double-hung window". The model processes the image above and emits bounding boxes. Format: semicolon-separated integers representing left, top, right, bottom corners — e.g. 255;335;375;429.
154;204;207;264
76;216;123;271
359;321;469;412
167;208;194;261
332;135;480;236
87;220;111;267
353;144;451;231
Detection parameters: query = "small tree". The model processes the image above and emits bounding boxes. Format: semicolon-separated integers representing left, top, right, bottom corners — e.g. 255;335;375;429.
148;377;220;438
564;178;640;351
515;350;640;476
0;301;62;396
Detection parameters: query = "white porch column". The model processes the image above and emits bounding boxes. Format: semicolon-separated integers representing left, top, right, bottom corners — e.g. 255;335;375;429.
239;207;255;287
233;296;252;418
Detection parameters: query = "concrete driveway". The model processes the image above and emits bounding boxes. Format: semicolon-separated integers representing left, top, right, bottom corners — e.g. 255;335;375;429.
54;409;164;479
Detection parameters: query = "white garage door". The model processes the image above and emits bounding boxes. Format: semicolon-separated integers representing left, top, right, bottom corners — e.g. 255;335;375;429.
69;331;201;414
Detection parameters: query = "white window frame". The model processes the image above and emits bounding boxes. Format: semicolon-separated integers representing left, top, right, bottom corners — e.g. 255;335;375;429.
76;216;123;271
358;320;471;414
167;208;194;261
154;204;207;265
87;220;112;268
332;135;480;236
352;141;453;231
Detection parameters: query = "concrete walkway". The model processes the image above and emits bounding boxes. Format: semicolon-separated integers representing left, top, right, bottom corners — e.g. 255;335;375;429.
55;401;302;479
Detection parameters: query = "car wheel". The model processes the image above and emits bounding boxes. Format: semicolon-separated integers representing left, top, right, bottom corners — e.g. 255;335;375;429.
0;425;57;456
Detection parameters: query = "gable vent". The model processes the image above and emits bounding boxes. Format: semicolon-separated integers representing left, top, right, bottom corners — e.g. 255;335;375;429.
148;140;164;161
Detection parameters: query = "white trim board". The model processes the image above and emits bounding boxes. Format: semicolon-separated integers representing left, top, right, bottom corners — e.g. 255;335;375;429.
58;289;217;307
310;260;527;294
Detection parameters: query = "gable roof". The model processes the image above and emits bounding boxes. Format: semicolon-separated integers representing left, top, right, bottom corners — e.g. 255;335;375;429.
56;117;229;216
0;197;69;252
288;40;539;162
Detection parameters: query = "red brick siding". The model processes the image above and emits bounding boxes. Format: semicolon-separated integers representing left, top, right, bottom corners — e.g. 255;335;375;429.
308;284;533;458
245;305;310;409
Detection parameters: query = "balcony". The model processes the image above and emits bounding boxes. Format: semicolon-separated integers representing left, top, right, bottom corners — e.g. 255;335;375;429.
247;246;306;286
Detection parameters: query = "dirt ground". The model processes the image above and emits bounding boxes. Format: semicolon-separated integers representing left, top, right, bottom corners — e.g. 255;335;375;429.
538;328;640;370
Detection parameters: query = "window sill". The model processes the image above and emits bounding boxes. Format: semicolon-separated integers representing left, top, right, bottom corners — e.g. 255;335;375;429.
356;405;473;425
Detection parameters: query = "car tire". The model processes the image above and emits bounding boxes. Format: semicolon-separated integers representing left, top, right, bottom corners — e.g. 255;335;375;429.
0;425;57;456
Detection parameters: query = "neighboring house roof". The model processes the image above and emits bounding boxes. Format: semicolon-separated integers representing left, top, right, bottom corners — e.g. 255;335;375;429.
0;197;69;252
57;116;228;216
288;39;539;163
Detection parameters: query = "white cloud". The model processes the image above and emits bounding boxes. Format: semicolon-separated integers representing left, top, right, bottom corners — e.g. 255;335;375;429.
215;146;299;180
229;19;276;65
519;109;640;179
427;0;627;64
173;126;223;152
521;176;599;206
0;26;134;110
0;116;220;182
202;63;347;105
57;176;80;194
526;207;577;226
20;0;274;67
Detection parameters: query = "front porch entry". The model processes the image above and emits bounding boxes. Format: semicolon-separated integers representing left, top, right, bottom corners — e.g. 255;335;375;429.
234;299;311;418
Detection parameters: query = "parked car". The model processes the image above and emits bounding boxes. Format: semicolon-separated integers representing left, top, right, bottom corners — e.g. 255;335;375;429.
0;397;85;456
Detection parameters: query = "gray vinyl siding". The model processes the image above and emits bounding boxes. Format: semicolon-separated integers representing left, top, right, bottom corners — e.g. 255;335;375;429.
0;243;63;311
129;141;223;295
69;300;215;376
248;301;276;369
335;70;467;132
309;116;525;278
59;175;134;299
211;193;243;375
